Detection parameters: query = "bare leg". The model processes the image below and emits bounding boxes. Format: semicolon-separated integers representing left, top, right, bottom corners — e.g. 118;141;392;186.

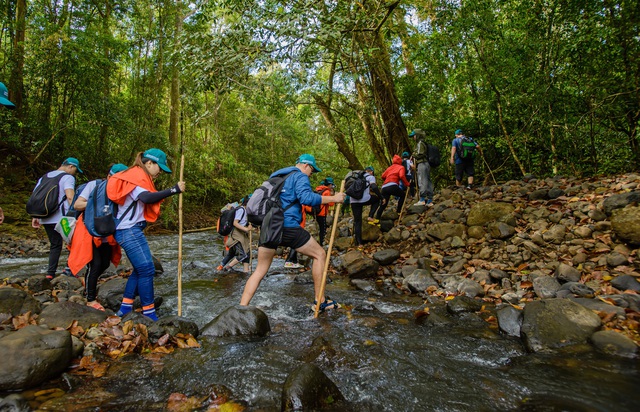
469;176;474;185
243;262;250;273
240;247;276;305
295;236;327;303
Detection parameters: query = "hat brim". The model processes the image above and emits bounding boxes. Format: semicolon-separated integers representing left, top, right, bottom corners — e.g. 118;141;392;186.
0;97;15;108
159;163;172;173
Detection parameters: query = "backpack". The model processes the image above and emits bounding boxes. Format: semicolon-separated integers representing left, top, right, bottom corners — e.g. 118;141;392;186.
310;188;326;217
246;171;297;226
218;207;245;236
427;144;441;167
84;179;136;237
458;136;477;160
26;173;69;218
344;171;368;200
65;182;88;218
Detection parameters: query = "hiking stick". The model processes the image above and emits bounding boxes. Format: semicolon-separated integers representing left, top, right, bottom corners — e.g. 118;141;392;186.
397;181;411;225
249;228;253;271
480;152;497;185
177;154;185;317
314;180;345;318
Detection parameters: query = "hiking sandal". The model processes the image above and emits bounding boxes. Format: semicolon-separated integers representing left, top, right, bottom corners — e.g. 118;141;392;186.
313;298;341;313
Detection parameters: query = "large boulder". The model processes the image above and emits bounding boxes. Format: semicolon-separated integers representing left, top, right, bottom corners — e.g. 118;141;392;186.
201;306;270;337
372;249;400;266
38;302;108;330
603;191;640;216
361;223;381;242
340;250;380;279
521;299;601;352
0;326;72;390
496;306;523;338
0;287;41;316
610;206;640;244
281;363;346;411
467;201;515;227
403;269;438;293
148;315;199;342
590;330;638;358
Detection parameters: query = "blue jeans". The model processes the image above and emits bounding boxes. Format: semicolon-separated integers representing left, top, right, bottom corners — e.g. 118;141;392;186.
115;222;155;307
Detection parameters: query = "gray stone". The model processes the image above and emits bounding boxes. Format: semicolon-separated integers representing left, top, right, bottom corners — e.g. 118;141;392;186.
350;279;375;292
446;295;483;314
51;275;83;291
521;299;601;352
38;301;108;330
281;363;346;411
548;188;565;199
490;268;509;280
201;306;270;337
558;282;595;298
0;288;41;316
590;330;638;358
467;201;515;227
426;223;465;240
340;250;380;279
361;222;382;242
542;225;566;244
603;191;640;216
533;276;561;299
373;249;400;266
555;263;581;283
333;237;353;251
0;326;72;390
488;222;515;239
403;269;438;293
468;226;486;239
148;316;199;342
496;306;523;337
382;228;403;244
606;252;628;267
569;297;625;318
529;189;549;200
611;206;640;244
26;275;51;293
458;279;484;298
0;394;30;412
441;208;465;222
611;275;640;292
588;209;607;221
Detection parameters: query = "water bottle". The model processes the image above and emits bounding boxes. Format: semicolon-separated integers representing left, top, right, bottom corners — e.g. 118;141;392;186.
102;204;110;216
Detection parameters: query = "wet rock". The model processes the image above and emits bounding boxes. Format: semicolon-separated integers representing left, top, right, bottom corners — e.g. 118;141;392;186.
51;275;83;291
458;279;484;298
488;222;515;239
467;201;515;227
0;326;72;390
71;335;85;358
148;316;199;342
97;278;128;310
446;295;483;314
533;276;561;299
0;287;41;316
496;306;523;337
350;279;375;292
426;223;465;240
152;254;164;276
201;305;270;337
603;191;640;216
610;206;640;244
590;330;638;358
340;250;380;279
26;275;51;293
555;263;581;283
0;394;30;412
521;299;601;352
610;275;640;292
403;269;438;293
281;363;346;411
37;301;108;330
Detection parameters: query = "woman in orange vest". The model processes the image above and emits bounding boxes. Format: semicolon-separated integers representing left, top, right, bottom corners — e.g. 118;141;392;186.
106;149;184;321
68;163;128;311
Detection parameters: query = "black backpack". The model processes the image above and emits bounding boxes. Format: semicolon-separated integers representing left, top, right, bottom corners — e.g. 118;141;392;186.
344;171;368;200
66;182;88;218
459;136;477;160
218;207;245;236
427;144;441;168
26;172;69;218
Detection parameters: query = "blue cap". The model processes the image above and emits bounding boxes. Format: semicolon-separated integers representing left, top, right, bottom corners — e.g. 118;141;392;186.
0;82;15;108
143;148;172;173
63;157;83;173
324;177;335;185
455;129;463;135
365;166;374;173
402;151;410;158
408;130;415;137
296;154;321;173
109;163;128;175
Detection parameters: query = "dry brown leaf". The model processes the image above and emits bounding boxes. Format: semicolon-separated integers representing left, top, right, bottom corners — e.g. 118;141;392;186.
122;320;133;335
157;334;171;347
187;337;201;348
92;363;109;378
153;346;174;354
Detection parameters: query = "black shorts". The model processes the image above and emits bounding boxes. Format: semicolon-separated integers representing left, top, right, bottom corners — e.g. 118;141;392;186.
265;226;311;250
455;161;475;182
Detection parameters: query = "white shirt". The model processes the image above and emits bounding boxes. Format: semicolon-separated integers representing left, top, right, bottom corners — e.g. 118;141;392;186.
78;180;98;201
350;173;376;204
114;186;147;229
36;170;76;225
234;207;248;226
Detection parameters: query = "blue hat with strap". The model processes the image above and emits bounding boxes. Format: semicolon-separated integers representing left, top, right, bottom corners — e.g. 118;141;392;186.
297;154;322;173
143;148;172;173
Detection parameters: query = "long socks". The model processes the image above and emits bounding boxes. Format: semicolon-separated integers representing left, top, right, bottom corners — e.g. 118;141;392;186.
142;304;158;321
116;297;134;317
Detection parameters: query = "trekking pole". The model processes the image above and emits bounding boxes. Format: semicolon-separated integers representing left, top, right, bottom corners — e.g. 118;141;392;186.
480;152;497;185
397;182;411;225
314;180;345;318
249;228;253;271
177;154;185;317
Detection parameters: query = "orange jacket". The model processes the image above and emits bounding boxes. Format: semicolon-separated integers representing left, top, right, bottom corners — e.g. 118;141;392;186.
314;185;334;217
106;166;162;222
67;214;121;276
381;155;410;187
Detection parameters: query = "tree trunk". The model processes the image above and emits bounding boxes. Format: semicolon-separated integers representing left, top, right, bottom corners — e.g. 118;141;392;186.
97;0;113;159
169;0;183;161
355;78;388;166
10;0;26;118
313;95;362;170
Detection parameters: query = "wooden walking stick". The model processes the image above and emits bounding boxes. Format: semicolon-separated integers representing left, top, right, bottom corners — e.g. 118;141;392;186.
249;227;253;271
177;154;185;317
396;181;411;225
314;180;345;318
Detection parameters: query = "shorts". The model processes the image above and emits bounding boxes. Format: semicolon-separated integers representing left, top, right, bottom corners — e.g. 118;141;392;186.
265;226;311;250
455;161;475;182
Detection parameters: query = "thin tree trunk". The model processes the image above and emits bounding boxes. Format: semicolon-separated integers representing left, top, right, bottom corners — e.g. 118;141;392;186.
355;78;388;166
169;0;183;160
10;0;26;118
314;95;362;170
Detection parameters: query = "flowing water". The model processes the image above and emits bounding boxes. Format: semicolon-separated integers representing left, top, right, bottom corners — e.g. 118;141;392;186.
2;232;639;411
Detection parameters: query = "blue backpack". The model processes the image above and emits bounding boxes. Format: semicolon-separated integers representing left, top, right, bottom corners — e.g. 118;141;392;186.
84;179;135;237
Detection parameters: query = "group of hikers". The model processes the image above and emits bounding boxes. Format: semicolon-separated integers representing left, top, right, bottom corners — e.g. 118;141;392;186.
19;126;481;319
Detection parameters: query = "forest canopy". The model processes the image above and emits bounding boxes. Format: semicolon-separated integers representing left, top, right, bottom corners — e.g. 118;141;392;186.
1;0;638;221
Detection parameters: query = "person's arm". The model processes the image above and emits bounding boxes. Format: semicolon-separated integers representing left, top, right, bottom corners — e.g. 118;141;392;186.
74;196;88;211
137;182;185;203
450;144;456;165
233;219;251;232
0;207;4;224
322;192;345;204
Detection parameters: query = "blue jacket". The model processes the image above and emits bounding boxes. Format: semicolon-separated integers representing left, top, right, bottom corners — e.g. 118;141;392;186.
271;166;322;228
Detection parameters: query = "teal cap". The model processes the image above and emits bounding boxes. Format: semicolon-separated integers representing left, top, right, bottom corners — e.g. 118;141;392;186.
63;157;83;173
109;163;128;175
455;129;463;135
365;166;374;173
143;148;172;173
297;153;321;173
324;177;335;185
402;151;410;158
0;82;15;108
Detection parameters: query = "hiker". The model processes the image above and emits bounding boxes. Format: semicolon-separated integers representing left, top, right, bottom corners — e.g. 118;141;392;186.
410;129;434;206
217;197;253;273
351;166;384;248
284;249;303;269
401;151;416;198
68;163;128;310
450;129;481;189
107;149;184;321
313;177;336;245
0;82;15;109
30;157;82;279
375;155;410;220
240;154;345;311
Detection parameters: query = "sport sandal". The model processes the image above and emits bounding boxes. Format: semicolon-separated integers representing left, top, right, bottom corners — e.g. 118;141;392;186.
314;298;341;312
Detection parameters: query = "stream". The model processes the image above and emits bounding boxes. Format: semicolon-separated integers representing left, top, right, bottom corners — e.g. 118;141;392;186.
2;231;639;411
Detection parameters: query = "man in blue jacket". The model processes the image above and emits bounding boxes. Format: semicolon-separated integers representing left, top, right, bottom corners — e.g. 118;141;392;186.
240;154;346;312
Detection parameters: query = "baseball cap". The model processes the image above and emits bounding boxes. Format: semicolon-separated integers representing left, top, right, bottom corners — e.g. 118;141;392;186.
62;157;83;173
324;177;335;185
297;154;322;173
109;163;128;175
365;166;374;173
143;148;172;173
402;151;410;158
455;129;463;135
0;82;15;108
